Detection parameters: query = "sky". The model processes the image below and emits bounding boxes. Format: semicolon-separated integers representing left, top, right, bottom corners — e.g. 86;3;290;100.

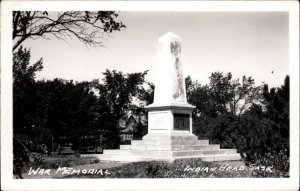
23;11;289;88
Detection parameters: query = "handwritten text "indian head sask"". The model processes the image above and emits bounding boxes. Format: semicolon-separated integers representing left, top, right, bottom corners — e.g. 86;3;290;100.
184;164;273;173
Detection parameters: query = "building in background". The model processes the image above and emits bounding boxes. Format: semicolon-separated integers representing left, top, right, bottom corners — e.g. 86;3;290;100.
119;115;138;141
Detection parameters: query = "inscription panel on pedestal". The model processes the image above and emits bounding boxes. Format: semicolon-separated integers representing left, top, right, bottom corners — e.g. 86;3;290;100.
149;112;169;130
173;113;189;130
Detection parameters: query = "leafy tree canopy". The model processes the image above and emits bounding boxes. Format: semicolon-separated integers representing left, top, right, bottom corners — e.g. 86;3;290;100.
188;72;262;117
97;69;148;119
13;47;43;134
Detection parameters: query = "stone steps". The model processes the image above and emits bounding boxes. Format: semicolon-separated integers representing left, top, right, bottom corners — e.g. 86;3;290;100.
171;144;220;151
93;134;241;162
103;149;172;157
98;154;152;162
128;144;171;151
120;145;131;149
173;153;242;162
103;149;237;158
171;140;209;145
142;134;198;141
171;149;237;157
119;144;220;151
130;139;209;146
97;153;241;162
139;134;209;146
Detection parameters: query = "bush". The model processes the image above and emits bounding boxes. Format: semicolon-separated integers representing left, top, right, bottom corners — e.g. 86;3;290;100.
193;113;289;176
248;149;289;177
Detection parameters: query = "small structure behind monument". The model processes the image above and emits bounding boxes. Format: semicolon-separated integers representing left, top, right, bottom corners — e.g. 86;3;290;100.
93;32;241;162
119;115;138;141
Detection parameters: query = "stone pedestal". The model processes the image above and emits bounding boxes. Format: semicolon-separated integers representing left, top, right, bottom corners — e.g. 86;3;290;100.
89;32;241;162
147;106;193;134
146;32;195;135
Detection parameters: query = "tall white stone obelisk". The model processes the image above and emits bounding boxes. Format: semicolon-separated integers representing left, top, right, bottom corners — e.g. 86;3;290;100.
95;32;241;162
145;32;195;135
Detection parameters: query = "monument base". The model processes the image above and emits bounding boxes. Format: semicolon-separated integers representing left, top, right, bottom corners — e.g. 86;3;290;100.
85;133;241;162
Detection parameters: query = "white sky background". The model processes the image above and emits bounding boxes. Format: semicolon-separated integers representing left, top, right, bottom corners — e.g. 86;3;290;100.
23;11;289;88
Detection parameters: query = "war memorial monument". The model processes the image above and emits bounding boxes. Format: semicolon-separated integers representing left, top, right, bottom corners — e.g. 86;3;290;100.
97;32;241;162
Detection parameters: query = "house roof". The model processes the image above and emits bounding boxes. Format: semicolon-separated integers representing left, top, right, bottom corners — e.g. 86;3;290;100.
118;115;137;127
119;115;138;133
125;115;137;126
120;127;134;133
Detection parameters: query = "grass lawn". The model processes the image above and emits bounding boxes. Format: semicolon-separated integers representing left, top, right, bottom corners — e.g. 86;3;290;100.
21;154;283;178
64;159;253;178
21;153;287;178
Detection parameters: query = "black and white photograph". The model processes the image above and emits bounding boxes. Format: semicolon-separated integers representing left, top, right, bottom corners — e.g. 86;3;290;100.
1;1;299;191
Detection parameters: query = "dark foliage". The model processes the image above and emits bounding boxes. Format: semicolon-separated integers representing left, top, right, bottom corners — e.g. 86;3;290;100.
13;137;30;179
13;47;43;136
189;73;289;175
13;47;148;154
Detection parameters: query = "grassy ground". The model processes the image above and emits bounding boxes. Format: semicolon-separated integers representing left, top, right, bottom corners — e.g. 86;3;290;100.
21;155;285;178
22;155;249;178
64;159;252;178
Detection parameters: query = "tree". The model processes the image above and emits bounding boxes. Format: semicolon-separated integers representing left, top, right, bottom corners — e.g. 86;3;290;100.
208;72;262;116
189;73;289;172
97;70;148;120
262;76;289;153
13;46;43;134
137;81;155;106
185;76;200;102
33;79;100;150
188;72;262;118
13;11;126;51
92;70;149;143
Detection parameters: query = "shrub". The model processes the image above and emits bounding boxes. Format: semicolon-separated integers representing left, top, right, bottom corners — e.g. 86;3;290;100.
248;149;289;177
